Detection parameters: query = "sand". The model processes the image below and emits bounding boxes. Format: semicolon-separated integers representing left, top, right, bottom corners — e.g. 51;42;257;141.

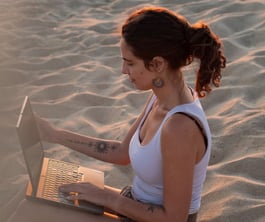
0;0;264;221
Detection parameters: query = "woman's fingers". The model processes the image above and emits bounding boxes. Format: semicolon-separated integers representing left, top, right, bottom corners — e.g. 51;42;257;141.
59;182;105;205
60;183;93;196
66;192;84;201
60;184;86;201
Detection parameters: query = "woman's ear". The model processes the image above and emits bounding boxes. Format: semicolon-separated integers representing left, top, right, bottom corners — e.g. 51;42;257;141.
149;56;166;73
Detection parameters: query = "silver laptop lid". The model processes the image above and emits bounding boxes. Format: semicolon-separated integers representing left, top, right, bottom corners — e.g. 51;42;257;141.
16;96;44;194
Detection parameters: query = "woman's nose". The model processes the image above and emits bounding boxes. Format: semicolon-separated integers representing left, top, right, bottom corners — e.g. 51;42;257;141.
121;62;128;75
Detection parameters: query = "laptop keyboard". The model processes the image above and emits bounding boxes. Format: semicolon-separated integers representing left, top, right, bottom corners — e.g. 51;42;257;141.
42;159;83;203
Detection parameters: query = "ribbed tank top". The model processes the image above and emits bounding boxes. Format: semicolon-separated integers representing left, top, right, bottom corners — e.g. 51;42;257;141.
129;94;211;214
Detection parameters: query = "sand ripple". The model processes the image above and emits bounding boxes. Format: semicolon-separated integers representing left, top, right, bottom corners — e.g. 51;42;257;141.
0;0;264;221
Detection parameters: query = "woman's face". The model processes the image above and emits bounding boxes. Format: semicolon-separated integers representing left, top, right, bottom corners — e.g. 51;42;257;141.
120;38;154;90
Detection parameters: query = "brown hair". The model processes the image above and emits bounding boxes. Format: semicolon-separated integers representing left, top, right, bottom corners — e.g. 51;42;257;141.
121;6;226;97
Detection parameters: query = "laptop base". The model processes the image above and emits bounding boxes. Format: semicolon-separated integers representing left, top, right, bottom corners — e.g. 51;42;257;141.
25;180;104;215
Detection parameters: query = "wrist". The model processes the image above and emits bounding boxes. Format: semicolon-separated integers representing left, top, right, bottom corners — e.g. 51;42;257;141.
105;188;122;212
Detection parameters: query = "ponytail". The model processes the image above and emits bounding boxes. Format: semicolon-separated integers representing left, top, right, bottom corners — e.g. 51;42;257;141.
188;22;226;97
121;7;226;97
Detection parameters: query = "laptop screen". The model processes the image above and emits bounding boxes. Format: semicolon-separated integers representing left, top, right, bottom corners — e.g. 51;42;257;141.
16;96;44;193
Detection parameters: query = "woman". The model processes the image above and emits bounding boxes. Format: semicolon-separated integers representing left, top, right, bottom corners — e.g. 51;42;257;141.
36;6;226;222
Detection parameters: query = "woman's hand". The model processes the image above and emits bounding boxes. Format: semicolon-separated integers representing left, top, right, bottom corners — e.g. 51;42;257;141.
59;183;110;207
35;115;58;143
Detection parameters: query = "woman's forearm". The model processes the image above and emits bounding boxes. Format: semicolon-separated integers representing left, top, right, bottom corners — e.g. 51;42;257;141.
54;128;130;165
106;193;168;222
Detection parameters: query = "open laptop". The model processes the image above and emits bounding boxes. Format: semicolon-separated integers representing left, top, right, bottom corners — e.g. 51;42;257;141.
16;96;104;215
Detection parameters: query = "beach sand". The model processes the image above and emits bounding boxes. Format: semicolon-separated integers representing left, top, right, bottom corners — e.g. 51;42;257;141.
0;0;265;221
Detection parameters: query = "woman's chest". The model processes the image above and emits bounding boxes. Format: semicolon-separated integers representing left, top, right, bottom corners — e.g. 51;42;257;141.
139;107;167;146
130;130;164;186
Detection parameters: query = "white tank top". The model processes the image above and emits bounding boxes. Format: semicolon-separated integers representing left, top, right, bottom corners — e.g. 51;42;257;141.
129;94;211;214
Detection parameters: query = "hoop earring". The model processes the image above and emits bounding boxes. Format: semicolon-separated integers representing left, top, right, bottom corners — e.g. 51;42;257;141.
185;55;193;66
152;78;164;88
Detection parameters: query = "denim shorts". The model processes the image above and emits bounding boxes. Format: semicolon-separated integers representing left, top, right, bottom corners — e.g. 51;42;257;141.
119;186;135;222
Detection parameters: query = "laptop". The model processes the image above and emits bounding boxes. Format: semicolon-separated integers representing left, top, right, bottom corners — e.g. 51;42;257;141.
16;96;104;215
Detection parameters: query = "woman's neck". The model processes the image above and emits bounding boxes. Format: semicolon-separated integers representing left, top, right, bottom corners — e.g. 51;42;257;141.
152;73;194;111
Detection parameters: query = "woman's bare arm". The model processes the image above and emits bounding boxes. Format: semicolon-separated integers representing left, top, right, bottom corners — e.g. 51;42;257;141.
35;94;152;165
106;114;202;222
59;100;204;222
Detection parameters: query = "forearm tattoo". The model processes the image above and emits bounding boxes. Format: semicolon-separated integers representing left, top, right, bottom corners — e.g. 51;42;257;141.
147;204;161;213
147;205;155;213
66;139;117;154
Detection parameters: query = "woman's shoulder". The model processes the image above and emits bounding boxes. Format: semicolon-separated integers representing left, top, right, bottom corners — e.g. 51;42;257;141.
161;99;206;144
162;111;197;136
